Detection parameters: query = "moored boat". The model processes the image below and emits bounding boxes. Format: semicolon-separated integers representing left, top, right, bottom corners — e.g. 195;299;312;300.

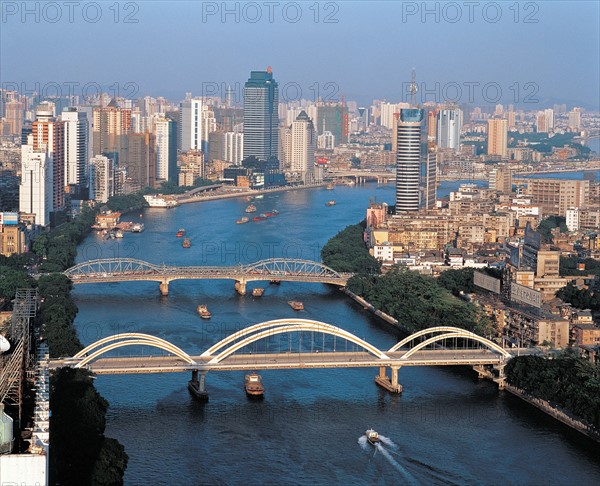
182;237;191;248
176;228;185;237
197;305;211;319
365;428;380;445
115;229;124;238
264;209;279;217
326;183;334;190
132;223;144;232
245;204;257;213
252;288;265;297
236;217;250;224
326;200;336;207
253;214;267;222
288;301;304;311
245;372;264;397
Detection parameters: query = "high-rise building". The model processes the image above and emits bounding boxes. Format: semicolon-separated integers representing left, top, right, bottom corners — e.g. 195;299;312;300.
317;131;335;149
427;110;437;141
316;102;347;146
290;111;316;183
490;167;513;193
436;108;462;150
89;155;114;203
31;104;65;210
224;131;244;165
126;133;156;190
487;118;508;158
568;108;581;131
423;145;437;210
243;68;279;162
178;95;203;152
201;104;217;153
61;107;89;189
524;178;590;216
19;140;53;226
395;108;423;212
92;99;131;156
154;117;177;182
506;109;516;130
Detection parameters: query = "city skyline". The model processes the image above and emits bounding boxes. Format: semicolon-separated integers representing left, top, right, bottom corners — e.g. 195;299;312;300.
1;2;599;109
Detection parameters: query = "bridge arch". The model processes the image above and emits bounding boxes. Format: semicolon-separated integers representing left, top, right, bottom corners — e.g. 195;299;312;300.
206;320;389;364
398;330;511;361
73;333;196;368
64;258;163;278
388;326;478;352
243;259;346;280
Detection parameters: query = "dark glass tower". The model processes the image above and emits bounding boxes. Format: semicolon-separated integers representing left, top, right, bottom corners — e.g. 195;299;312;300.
243;68;279;162
395;108;423;212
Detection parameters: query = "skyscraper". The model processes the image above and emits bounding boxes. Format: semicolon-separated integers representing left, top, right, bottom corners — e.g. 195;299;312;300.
243;68;279;162
487;118;508;158
178;95;202;152
89;155;114;203
395;108;423;212
20;140;53;226
290;111;316;184
154;117;177;182
61;107;89;189
436;108;462;150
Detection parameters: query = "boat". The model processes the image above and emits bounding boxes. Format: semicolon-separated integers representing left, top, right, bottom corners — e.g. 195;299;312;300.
326;200;336;207
288;301;304;311
365;428;380;445
245;204;257;213
326;183;334;190
264;209;279;217
244;372;265;397
252;288;265;297
255;195;264;199
197;305;211;319
182;237;191;248
131;223;144;233
236;217;250;224
270;280;281;285
176;228;185;237
115;230;124;238
253;214;267;222
143;194;179;208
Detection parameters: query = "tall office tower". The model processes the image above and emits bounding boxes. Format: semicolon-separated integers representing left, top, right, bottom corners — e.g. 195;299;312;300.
178;95;203;152
61;107;89;190
19;141;53;226
89;155;114;203
490;167;513;193
224;131;244;165
427;109;437;141
31;105;65;209
290;111;316;183
201;105;217;153
154;117;177;182
316;101;347;146
278;126;292;168
568;108;581;131
395;108;424;212
4;99;25;135
436;108;462;149
92;99;131;156
126;133;156;190
243;68;279;162
317;130;335;149
424;145;437;210
487;118;508;158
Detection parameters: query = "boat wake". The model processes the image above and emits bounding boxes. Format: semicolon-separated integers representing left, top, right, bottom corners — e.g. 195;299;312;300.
358;435;417;485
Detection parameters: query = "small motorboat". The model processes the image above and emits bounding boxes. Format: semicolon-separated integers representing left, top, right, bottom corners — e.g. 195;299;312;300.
182;237;191;248
288;301;304;311
236;217;250;224
176;228;185;237
252;288;265;297
245;204;257;213
326;200;336;207
365;428;380;445
245;372;264;397
197;305;211;319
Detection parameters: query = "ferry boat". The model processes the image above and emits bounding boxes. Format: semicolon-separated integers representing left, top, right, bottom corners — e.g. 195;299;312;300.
253;214;267;222
252;288;265;297
176;228;185;237
288;301;304;311
326;200;336;207
245;204;257;213
132;223;144;233
143;194;179;208
365;428;380;445
197;305;211;319
182;237;191;248
244;372;265;397
236;217;250;224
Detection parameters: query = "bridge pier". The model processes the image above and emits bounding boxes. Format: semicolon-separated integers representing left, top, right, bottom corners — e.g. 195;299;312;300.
374;366;403;393
159;280;169;296
188;370;208;401
234;279;247;295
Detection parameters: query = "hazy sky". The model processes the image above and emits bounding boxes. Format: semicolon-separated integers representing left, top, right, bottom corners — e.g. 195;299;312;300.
1;1;599;109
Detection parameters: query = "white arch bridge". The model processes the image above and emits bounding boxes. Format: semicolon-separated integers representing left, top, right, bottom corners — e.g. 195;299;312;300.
49;320;521;399
63;258;352;295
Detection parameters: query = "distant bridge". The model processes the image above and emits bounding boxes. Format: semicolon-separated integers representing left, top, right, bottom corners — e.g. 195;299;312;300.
49;320;526;397
64;258;352;295
327;170;395;184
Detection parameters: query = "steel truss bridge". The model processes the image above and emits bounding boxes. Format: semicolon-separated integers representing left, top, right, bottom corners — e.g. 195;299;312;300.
64;258;352;295
49;320;520;397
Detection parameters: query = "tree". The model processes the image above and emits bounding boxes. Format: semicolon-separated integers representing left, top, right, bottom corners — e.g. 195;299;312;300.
438;268;475;295
0;266;36;300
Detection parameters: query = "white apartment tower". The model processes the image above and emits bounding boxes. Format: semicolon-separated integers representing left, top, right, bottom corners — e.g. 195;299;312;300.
61;107;89;186
20;140;53;226
290;111;316;183
89;155;114;203
154;117;171;181
179;95;202;151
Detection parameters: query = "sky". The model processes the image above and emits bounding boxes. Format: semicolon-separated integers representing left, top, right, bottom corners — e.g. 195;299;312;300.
1;1;599;110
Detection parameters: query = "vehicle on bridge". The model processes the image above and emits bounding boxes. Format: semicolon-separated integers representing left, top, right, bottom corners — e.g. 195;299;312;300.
245;372;264;398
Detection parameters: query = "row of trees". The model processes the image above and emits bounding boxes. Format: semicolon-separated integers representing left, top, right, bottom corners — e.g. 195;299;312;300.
321;223;381;274
556;283;600;311
506;352;600;430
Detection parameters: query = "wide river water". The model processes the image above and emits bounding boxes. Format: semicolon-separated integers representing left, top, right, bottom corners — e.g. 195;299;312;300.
72;181;600;485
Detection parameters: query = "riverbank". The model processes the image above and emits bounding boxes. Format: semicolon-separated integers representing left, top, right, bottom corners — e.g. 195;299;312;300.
505;385;600;443
342;288;411;334
175;182;328;205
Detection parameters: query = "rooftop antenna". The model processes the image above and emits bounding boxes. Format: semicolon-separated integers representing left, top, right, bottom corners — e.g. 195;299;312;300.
409;68;418;107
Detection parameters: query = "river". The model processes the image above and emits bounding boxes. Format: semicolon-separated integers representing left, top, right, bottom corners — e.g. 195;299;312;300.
72;181;600;485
